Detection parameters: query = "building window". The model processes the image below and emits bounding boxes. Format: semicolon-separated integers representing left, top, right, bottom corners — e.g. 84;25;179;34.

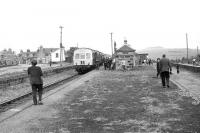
75;54;79;59
86;53;90;59
123;52;128;54
56;53;59;58
80;54;85;59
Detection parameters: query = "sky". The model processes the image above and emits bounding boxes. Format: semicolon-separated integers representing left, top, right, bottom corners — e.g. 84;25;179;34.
1;0;200;54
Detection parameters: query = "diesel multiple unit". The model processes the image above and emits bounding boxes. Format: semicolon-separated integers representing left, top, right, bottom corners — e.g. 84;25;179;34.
73;48;105;73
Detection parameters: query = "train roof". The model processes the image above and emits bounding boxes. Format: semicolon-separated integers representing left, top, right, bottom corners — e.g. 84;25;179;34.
74;47;105;55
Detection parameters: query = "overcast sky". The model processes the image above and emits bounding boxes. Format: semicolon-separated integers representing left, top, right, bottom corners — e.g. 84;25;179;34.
1;0;200;54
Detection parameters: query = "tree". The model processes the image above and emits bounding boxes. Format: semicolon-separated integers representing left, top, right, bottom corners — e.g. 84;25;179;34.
27;49;30;53
20;50;23;53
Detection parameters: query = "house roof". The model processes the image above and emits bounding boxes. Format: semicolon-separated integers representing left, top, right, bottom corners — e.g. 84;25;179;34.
116;45;136;52
42;48;58;54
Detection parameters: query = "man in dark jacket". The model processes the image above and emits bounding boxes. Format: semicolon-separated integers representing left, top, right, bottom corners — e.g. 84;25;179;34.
156;58;160;78
28;60;43;105
159;54;172;88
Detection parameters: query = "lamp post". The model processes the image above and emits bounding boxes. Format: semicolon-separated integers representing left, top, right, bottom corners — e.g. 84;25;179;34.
110;32;113;58
186;33;189;63
59;26;63;66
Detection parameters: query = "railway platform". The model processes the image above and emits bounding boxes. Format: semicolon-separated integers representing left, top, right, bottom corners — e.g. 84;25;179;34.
0;70;97;133
0;66;200;133
170;66;200;104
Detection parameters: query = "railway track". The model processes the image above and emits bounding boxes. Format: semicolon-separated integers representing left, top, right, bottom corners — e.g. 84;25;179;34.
0;73;79;109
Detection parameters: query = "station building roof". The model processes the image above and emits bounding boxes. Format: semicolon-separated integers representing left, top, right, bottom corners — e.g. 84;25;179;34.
116;45;136;52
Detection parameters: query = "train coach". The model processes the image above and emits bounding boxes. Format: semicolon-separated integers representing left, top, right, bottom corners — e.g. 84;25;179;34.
73;48;105;74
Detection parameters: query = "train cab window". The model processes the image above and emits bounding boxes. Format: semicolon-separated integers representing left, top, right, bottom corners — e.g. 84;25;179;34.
86;53;90;59
75;54;80;59
80;54;85;59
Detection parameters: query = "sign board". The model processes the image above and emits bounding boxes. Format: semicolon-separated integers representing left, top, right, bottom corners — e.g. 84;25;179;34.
120;60;126;65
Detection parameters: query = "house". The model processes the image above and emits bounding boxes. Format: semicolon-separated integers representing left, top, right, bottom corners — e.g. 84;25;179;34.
115;39;148;70
0;49;19;65
50;48;65;63
37;46;65;63
18;49;37;64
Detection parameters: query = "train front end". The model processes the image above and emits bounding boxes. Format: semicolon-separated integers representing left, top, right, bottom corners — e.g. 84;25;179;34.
73;48;94;74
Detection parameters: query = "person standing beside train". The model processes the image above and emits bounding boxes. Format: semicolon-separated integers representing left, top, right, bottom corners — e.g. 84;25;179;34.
159;54;172;88
28;60;43;105
156;58;161;78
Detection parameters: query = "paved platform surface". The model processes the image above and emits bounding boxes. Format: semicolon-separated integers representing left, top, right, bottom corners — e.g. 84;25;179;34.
0;66;200;133
171;66;200;104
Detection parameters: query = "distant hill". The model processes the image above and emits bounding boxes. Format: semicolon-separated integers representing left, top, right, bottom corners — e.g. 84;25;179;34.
137;47;198;60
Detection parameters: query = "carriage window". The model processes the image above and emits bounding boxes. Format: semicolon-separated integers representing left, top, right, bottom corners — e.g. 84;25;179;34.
75;54;79;59
86;53;90;59
80;54;85;59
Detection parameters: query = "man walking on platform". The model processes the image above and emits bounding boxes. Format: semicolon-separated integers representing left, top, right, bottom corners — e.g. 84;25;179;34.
156;58;161;78
159;54;172;88
28;60;43;105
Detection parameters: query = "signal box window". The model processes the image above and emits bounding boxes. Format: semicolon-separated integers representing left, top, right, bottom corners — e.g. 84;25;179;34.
86;53;90;59
56;53;59;58
75;54;79;59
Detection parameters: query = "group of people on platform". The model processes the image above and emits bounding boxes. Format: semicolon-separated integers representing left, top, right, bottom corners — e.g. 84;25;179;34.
103;58;115;70
156;54;179;88
139;58;154;66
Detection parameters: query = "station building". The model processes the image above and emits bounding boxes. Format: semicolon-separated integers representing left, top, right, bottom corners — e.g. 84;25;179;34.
115;39;148;70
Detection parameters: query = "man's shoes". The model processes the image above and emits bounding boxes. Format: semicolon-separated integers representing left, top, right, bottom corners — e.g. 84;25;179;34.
33;101;37;105
167;85;170;88
38;101;43;105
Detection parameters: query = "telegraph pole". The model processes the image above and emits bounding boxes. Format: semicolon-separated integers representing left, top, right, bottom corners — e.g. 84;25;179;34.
59;26;63;66
110;32;113;58
186;33;189;63
198;45;199;62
